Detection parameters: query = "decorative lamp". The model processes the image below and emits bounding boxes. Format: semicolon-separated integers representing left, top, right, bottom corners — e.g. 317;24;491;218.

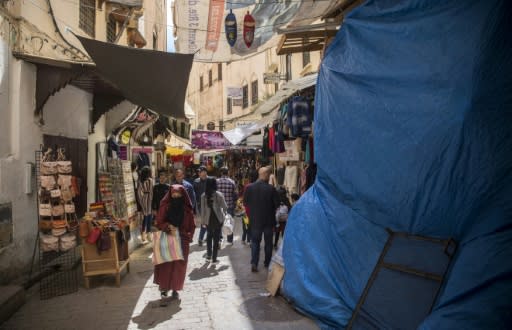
225;9;237;47
243;11;255;48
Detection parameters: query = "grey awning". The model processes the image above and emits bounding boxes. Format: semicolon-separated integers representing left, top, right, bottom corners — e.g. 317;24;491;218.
76;36;194;121
222;73;318;145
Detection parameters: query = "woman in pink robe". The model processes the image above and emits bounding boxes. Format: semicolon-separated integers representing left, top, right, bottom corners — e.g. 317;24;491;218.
153;184;195;303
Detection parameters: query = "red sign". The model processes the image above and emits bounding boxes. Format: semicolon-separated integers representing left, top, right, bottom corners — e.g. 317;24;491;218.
205;0;225;51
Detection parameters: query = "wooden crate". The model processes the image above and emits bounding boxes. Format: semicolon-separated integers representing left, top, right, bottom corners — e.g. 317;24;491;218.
266;263;285;296
81;231;130;288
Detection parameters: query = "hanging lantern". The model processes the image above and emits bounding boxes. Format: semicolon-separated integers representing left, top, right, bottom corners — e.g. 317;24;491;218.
243;11;255;48
225;9;237;47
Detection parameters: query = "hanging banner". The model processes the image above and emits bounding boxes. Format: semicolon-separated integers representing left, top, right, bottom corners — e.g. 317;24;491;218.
174;0;333;62
227;86;243;98
192;130;232;149
205;0;225;51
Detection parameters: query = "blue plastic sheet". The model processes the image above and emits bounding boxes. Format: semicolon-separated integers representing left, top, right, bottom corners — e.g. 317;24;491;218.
282;1;512;329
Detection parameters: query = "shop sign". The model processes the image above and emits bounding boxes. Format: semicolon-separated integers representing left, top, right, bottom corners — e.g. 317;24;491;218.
278;140;300;161
263;72;283;84
227;86;243;98
192;129;232;149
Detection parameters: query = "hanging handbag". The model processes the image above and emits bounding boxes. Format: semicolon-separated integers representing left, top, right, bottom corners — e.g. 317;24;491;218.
39;219;53;231
51;227;67;237
50;189;61;199
61;188;73;202
52;204;64;217
40;234;59;252
64;202;75;214
40;148;57;175
40;161;58;175
86;227;101;244
39;188;52;201
40;176;56;190
57;161;72;174
71;176;80;197
59;233;77;251
39;203;52;217
152;230;184;265
79;221;90;238
96;231;112;253
52;219;67;229
66;213;79;232
57;175;72;188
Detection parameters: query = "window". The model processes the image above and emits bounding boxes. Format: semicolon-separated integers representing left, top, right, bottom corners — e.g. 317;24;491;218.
251;80;258;105
227;97;232;115
106;16;116;43
303;51;311;68
242;85;249;109
79;0;96;38
200;76;204;92
208;70;213;87
218;63;222;81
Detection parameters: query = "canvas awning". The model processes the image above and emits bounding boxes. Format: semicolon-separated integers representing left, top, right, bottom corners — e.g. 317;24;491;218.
222;73;317;145
76;36;194;121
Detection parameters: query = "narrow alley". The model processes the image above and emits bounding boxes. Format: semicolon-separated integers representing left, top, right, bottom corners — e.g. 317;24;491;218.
2;225;317;330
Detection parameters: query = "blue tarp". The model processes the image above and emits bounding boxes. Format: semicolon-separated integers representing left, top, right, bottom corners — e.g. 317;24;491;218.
282;1;512;329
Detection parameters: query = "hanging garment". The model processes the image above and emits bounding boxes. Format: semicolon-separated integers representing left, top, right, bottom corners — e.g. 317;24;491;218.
276;166;285;186
287;96;313;138
262;127;272;158
284;165;298;195
269;125;275;152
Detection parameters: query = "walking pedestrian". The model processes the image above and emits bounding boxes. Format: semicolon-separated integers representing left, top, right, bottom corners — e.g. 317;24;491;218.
243;167;280;272
216;167;237;244
274;187;291;249
154;185;196;306
137;166;153;244
152;168;170;217
173;168;196;212
200;178;228;263
193;166;209;246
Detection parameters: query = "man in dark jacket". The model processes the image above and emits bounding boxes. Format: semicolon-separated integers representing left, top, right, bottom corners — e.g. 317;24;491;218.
244;166;280;272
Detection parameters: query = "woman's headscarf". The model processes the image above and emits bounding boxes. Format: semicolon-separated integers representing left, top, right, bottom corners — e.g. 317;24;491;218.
166;184;192;227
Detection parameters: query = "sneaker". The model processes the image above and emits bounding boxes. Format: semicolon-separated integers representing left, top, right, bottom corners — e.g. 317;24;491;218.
212;259;219;264
198;240;203;246
251;265;258;273
171;290;179;299
206;255;212;260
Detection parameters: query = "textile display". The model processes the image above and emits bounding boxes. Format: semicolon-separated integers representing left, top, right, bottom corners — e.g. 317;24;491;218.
282;1;512;329
152;230;184;265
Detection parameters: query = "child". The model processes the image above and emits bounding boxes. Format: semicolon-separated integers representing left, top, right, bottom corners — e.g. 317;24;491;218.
274;187;291;249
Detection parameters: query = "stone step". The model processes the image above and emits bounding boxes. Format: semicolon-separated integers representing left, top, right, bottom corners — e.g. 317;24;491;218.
0;285;25;325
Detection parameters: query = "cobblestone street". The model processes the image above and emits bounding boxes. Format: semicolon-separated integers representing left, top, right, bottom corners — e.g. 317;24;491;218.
2;224;318;330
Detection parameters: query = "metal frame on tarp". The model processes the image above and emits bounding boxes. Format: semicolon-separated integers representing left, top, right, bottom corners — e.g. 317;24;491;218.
347;229;457;330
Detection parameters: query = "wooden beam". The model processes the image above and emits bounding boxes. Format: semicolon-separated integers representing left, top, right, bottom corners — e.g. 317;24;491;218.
277;43;325;55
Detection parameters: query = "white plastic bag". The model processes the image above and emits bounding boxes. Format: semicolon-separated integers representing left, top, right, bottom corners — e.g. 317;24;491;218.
222;214;234;236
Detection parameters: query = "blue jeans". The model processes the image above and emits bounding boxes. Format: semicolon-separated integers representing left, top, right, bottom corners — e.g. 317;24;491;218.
251;226;273;267
142;214;152;233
